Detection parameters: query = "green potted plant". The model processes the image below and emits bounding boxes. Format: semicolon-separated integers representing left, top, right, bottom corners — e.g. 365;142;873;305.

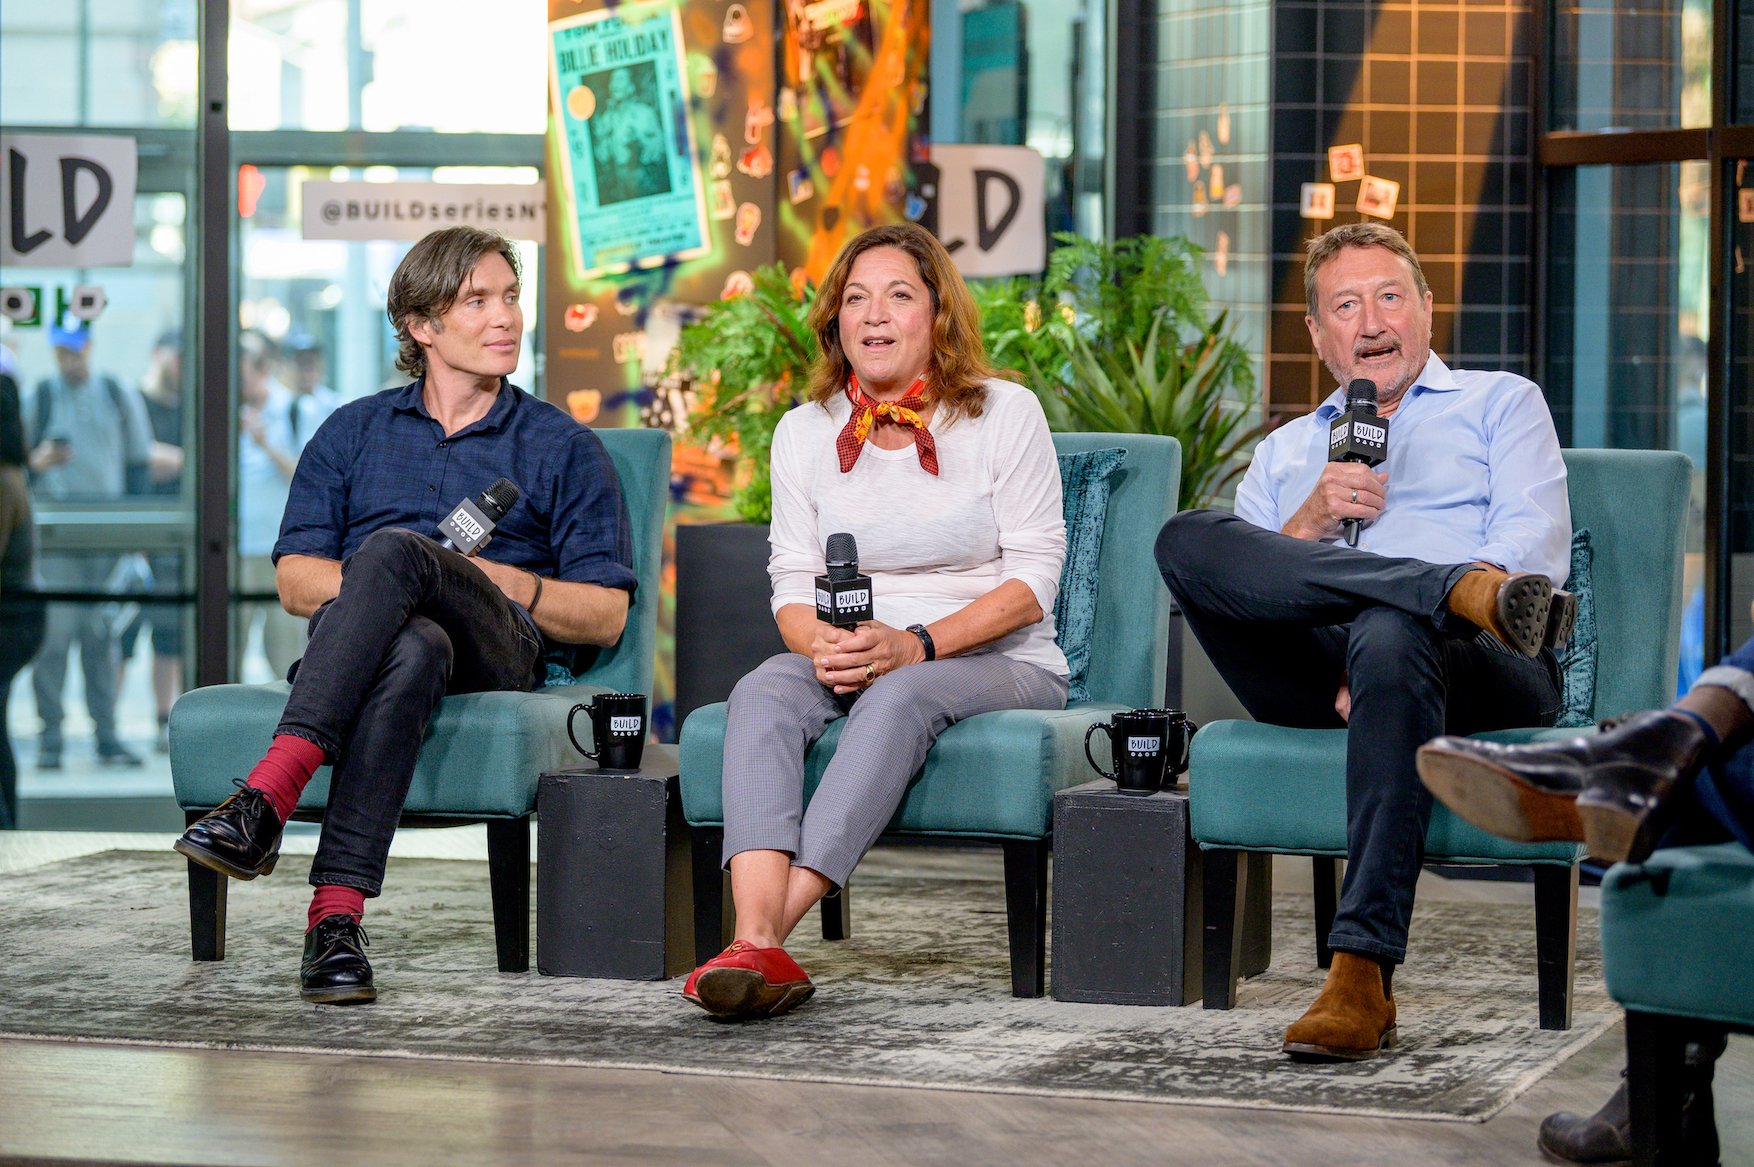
672;263;818;523
974;232;1265;510
976;233;1264;717
668;264;817;726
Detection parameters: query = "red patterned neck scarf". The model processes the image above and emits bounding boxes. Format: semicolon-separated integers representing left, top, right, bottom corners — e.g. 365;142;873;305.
836;375;938;475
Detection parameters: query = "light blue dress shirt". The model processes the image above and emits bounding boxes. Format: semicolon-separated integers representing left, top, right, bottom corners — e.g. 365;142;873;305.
1234;354;1572;585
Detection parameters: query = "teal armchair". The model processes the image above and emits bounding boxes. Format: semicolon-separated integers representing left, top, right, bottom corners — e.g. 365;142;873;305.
168;426;671;971
1190;448;1691;1028
677;433;1182;996
1601;843;1754;1163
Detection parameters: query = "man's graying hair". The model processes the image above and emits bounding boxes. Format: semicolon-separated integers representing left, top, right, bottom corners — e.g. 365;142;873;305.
1303;222;1430;317
386;227;521;377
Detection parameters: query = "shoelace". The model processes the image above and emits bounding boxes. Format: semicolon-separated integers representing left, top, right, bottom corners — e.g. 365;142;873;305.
223;777;268;819
314;916;369;949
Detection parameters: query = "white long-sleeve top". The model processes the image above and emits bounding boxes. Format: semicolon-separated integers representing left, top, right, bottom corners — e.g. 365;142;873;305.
767;378;1069;677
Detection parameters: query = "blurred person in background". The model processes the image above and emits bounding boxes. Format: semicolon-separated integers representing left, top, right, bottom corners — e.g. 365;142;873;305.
237;331;310;680
116;330;188;751
23;315;152;769
1;367;47;825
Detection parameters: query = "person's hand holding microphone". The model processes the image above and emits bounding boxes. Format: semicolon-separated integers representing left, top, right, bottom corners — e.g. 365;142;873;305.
810;533;931;694
1283;379;1390;544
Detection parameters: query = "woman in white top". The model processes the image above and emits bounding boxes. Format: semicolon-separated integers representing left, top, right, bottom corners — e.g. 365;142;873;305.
682;223;1069;1021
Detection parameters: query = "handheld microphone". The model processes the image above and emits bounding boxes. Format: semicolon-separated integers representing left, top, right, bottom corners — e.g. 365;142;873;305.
437;477;519;556
815;532;874;628
1327;379;1388;547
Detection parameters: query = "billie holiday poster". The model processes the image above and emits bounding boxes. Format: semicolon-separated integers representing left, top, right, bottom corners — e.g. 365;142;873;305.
550;2;709;278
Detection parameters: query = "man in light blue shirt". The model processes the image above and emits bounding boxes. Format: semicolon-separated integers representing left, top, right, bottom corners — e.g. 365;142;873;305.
1156;223;1573;1063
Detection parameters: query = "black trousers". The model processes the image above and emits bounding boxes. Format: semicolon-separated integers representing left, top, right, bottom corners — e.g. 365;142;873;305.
0;597;47;830
1156;511;1561;963
276;529;543;896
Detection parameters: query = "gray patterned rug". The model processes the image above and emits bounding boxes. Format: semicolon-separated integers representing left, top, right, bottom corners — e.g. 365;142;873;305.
0;849;1615;1121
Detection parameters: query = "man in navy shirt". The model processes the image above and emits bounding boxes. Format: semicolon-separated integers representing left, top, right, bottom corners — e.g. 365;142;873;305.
175;226;637;1004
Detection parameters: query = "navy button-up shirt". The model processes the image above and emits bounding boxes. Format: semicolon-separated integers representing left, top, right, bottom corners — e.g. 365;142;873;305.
274;379;636;667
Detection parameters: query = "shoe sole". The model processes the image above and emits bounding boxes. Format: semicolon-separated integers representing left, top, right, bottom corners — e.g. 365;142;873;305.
1415;747;1585;843
173;836;279;881
1576;795;1673;866
1495;575;1554;657
1537;1141;1629;1167
300;983;377;1005
1544;590;1578;651
683;968;814;1020
1282;1025;1399;1062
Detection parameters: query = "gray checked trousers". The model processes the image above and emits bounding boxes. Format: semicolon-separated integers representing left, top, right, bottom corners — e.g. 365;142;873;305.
721;651;1068;887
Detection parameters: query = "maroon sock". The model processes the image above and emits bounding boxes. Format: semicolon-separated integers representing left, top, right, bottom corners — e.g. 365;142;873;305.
244;734;326;823
307;885;366;932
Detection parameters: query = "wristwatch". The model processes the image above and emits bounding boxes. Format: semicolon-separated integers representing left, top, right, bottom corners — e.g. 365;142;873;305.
906;623;936;661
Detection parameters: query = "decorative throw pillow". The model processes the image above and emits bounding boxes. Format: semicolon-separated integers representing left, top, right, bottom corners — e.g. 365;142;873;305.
1054;447;1128;704
1555;528;1598;728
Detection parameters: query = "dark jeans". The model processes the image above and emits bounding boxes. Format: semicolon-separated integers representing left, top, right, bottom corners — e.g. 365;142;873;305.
1670;636;1754;854
276;528;542;896
1;597;48;830
1156;511;1561;963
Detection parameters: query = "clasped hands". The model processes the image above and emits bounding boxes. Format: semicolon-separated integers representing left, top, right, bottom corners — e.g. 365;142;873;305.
1283;462;1390;542
813;620;926;694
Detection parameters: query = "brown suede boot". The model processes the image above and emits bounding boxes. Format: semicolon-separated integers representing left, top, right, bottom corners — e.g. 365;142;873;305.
1282;951;1399;1062
1445;567;1553;657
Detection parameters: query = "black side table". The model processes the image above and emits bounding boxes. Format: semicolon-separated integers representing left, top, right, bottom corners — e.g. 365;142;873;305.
536;743;694;979
1050;778;1271;1005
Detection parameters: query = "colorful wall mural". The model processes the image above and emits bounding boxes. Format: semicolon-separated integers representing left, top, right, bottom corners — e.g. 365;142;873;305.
542;0;930;739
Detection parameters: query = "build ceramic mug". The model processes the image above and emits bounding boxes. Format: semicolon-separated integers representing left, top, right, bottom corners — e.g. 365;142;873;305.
1084;708;1196;795
568;692;648;770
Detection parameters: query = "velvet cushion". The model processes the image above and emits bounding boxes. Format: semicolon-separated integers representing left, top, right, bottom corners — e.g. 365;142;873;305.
1601;844;1754;1028
679;699;1126;837
1555;528;1599;728
1188;720;1583;863
169;681;607;817
1054;447;1127;704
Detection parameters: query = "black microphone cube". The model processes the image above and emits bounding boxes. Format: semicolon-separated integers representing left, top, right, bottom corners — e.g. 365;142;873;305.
438;497;496;554
1327;408;1388;466
815;571;873;628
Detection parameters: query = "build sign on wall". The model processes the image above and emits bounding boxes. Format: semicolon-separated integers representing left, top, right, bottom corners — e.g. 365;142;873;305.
1;133;139;268
300;182;547;241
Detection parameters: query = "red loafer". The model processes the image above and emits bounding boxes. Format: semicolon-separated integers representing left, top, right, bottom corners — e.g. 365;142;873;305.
682;940;814;1020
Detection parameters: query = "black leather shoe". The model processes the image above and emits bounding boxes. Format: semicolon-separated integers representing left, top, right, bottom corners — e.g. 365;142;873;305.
173;781;284;880
1416;710;1714;860
1539;1039;1724;1167
1539;1076;1633;1165
300;915;376;1005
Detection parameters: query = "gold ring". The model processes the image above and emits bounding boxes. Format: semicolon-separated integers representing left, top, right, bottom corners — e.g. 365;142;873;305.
863;663;876;684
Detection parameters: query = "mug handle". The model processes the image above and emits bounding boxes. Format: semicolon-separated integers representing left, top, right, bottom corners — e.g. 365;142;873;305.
567;704;599;760
1172;716;1198;776
1084;721;1116;781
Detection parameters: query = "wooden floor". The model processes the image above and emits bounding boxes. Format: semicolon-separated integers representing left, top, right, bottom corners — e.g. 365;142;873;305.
2;837;1750;1166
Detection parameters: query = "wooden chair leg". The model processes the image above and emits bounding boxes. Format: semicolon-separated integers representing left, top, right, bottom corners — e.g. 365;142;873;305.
1240;851;1273;979
690;826;730;965
1000;838;1048;998
185;809;226;962
1312;855;1341;969
820;881;850;941
1533;863;1578;1030
1201;847;1242;1009
1625;1009;1690;1167
485;817;530;973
